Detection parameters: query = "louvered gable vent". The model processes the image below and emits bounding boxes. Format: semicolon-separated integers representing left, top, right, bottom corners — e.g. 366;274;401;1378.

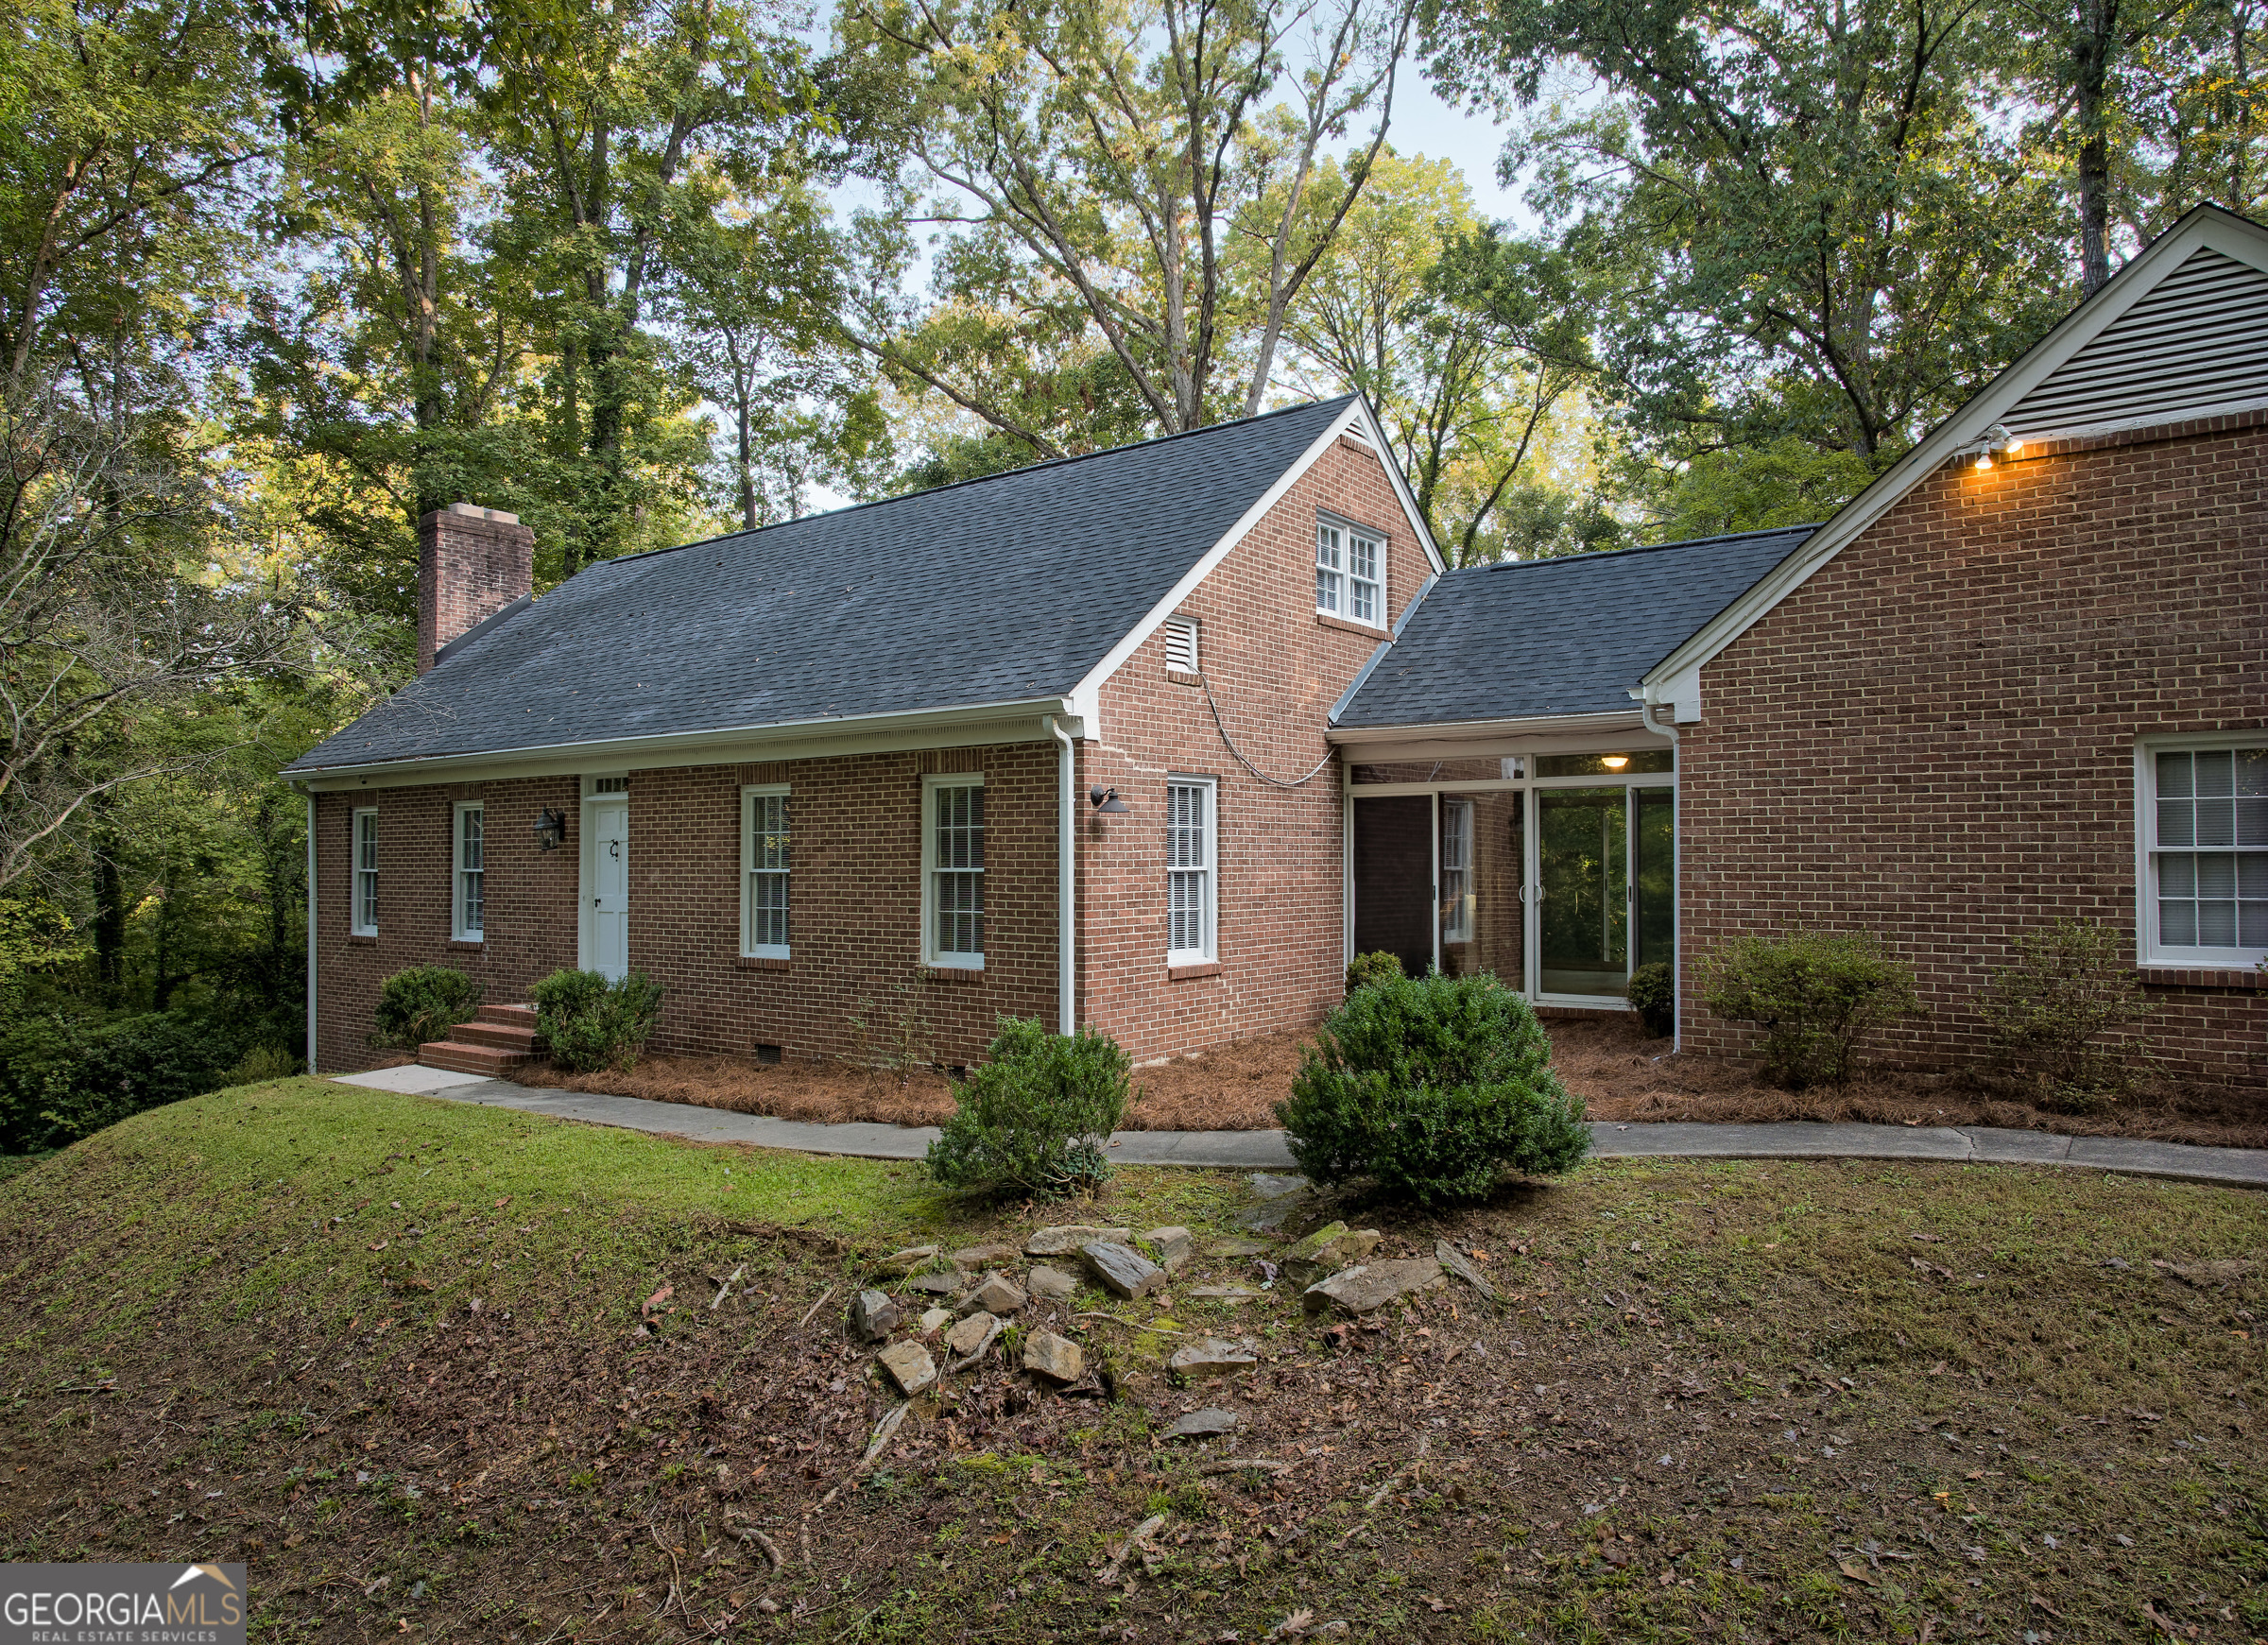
2004;248;2268;441
1163;614;1199;673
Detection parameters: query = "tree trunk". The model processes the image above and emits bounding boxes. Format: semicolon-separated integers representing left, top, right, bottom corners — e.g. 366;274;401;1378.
92;829;127;1004
2073;0;2119;294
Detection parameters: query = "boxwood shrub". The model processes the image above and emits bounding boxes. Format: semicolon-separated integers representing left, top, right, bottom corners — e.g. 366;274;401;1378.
926;1016;1132;1200
372;965;482;1051
532;968;664;1073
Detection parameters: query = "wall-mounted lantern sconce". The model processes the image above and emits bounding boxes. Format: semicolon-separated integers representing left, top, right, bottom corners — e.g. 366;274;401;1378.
1089;785;1130;814
532;806;568;851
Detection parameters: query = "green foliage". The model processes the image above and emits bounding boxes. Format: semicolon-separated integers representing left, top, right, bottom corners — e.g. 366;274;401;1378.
372;966;482;1051
1980;919;2155;1112
924;1017;1132;1201
1648;437;1880;541
0;1009;256;1152
226;1043;299;1086
1625;961;1675;1037
1276;971;1589;1206
531;968;664;1073
1694;932;1924;1088
1345;951;1406;993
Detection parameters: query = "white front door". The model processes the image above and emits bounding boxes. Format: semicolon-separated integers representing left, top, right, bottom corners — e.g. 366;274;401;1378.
582;796;629;981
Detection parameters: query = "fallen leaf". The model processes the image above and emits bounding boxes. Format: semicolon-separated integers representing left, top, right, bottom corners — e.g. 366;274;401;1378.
1839;1559;1880;1586
642;1283;675;1321
493;1196;511;1208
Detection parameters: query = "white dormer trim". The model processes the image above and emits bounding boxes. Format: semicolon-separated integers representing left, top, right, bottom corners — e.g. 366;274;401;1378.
1640;205;2268;702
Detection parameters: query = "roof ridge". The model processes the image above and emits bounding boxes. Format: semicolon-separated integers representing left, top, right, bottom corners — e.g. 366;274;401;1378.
581;393;1361;574
1456;522;1819;575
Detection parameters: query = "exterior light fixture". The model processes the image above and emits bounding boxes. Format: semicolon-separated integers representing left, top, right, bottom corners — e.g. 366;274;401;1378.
1601;754;1629;770
1958;422;2020;471
1089;785;1130;814
532;806;567;850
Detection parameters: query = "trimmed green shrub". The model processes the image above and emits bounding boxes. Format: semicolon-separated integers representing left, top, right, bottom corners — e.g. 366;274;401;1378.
372;965;482;1051
1276;970;1589;1207
1346;951;1405;993
225;1044;299;1086
532;968;664;1073
1625;962;1675;1037
1694;931;1922;1088
1981;919;2155;1111
926;1016;1132;1200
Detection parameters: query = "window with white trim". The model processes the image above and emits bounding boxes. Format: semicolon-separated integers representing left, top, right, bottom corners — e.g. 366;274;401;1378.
352;808;379;936
1348;527;1382;625
1163;614;1199;674
924;776;985;967
1316;519;1383;625
452;802;484;940
741;785;790;958
1315;522;1344;614
1439;799;1473;942
2142;743;2267;963
1166;777;1216;964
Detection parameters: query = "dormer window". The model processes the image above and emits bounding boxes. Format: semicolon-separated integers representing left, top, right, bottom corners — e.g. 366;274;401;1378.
1316;519;1383;626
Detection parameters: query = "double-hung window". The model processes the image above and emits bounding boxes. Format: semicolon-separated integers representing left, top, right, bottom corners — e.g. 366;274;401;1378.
352;808;379;936
1439;798;1473;943
1315;519;1383;625
1166;777;1217;965
2141;742;2267;964
741;785;791;958
452;802;484;940
924;776;985;968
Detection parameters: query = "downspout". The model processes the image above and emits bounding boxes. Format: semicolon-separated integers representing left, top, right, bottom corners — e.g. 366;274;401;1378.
1045;714;1076;1036
301;785;318;1074
1640;694;1682;1053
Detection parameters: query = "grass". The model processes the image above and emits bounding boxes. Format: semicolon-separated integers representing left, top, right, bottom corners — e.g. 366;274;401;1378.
1;1078;2263;1644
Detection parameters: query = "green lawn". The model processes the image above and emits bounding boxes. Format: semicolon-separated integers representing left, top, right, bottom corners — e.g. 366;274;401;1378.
1;1079;2262;1643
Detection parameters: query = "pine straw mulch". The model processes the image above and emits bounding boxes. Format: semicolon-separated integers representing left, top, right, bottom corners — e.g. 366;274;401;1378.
510;1014;2268;1150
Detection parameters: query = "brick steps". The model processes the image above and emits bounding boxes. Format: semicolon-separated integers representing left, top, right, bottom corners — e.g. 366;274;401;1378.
419;1002;542;1078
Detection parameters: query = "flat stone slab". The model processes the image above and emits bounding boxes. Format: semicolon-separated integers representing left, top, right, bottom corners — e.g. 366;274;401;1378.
1165;1408;1239;1439
1026;1225;1131;1256
1435;1241;1497;1300
1303;1258;1445;1317
1247;1172;1310;1199
1169;1339;1258;1381
903;1270;967;1295
1027;1264;1079;1301
1083;1241;1167;1299
1236;1200;1301;1233
1143;1226;1195;1275
960;1274;1027;1316
1188;1285;1263;1302
917;1307;952;1333
876;1244;945;1277
951;1242;1022;1268
1207;1238;1271;1258
1284;1223;1379;1284
876;1341;936;1397
945;1311;997;1358
1023;1329;1084;1383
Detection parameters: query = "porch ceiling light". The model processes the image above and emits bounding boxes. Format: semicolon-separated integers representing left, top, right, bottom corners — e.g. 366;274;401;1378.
1601;754;1629;770
1089;785;1130;814
532;806;567;850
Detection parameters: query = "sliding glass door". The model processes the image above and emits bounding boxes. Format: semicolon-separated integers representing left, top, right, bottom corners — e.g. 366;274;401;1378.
1535;780;1675;1002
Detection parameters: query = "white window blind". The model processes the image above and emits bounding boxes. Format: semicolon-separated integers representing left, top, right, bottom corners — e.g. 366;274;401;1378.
1164;614;1199;673
2149;746;2267;958
927;779;985;965
1440;799;1473;942
1349;530;1383;625
742;787;790;957
352;809;379;936
454;803;485;940
1167;779;1216;963
1314;523;1343;614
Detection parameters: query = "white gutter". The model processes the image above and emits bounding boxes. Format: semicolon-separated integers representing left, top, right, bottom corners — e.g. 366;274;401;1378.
301;786;318;1073
1638;694;1682;1053
1045;714;1076;1036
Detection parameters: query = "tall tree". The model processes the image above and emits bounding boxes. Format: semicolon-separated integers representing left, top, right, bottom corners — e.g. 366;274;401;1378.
837;0;1416;456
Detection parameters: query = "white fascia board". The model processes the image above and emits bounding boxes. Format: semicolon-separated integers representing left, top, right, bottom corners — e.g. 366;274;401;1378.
1642;205;2268;694
295;697;1080;792
1349;393;1450;577
1330;709;1654;746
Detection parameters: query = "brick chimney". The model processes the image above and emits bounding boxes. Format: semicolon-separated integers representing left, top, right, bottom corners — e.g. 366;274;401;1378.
419;504;534;675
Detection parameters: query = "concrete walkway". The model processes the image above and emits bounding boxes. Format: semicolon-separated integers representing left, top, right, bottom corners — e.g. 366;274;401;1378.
330;1064;2268;1191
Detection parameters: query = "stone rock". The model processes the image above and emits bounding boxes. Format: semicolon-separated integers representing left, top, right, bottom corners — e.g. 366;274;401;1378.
1168;1339;1259;1381
959;1273;1027;1316
876;1244;944;1277
1187;1284;1261;1302
917;1307;952;1333
950;1242;1022;1269
1235;1200;1299;1233
1247;1173;1310;1200
1082;1241;1167;1299
1022;1329;1085;1383
945;1311;997;1358
1025;1225;1131;1257
876;1340;936;1397
1027;1264;1078;1301
1435;1240;1497;1300
1165;1407;1239;1439
1283;1223;1380;1284
1208;1238;1270;1258
1301;1258;1445;1316
1142;1226;1196;1275
848;1289;902;1343
903;1269;967;1296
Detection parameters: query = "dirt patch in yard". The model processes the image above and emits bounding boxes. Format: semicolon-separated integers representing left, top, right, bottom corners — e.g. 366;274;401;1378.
515;1014;2268;1148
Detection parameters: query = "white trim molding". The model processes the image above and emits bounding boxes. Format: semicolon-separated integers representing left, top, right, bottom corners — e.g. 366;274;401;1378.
1165;774;1219;966
350;806;380;937
2133;731;2268;968
922;772;987;970
451;799;485;942
739;783;791;960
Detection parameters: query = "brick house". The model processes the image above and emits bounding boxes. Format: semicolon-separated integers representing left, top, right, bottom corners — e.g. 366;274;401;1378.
290;205;2264;1090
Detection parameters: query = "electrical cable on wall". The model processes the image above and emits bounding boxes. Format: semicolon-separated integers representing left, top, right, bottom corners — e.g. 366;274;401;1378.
1200;675;1337;789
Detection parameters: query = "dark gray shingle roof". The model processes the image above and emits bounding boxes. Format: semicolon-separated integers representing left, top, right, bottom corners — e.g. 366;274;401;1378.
1333;524;1815;728
288;397;1357;773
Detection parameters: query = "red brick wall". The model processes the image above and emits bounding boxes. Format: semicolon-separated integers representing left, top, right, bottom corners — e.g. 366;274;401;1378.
1681;415;2268;1088
314;745;1056;1072
418;506;533;676
1082;434;1435;1064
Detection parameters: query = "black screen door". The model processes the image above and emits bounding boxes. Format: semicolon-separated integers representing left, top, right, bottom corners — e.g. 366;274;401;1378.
1353;796;1434;979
